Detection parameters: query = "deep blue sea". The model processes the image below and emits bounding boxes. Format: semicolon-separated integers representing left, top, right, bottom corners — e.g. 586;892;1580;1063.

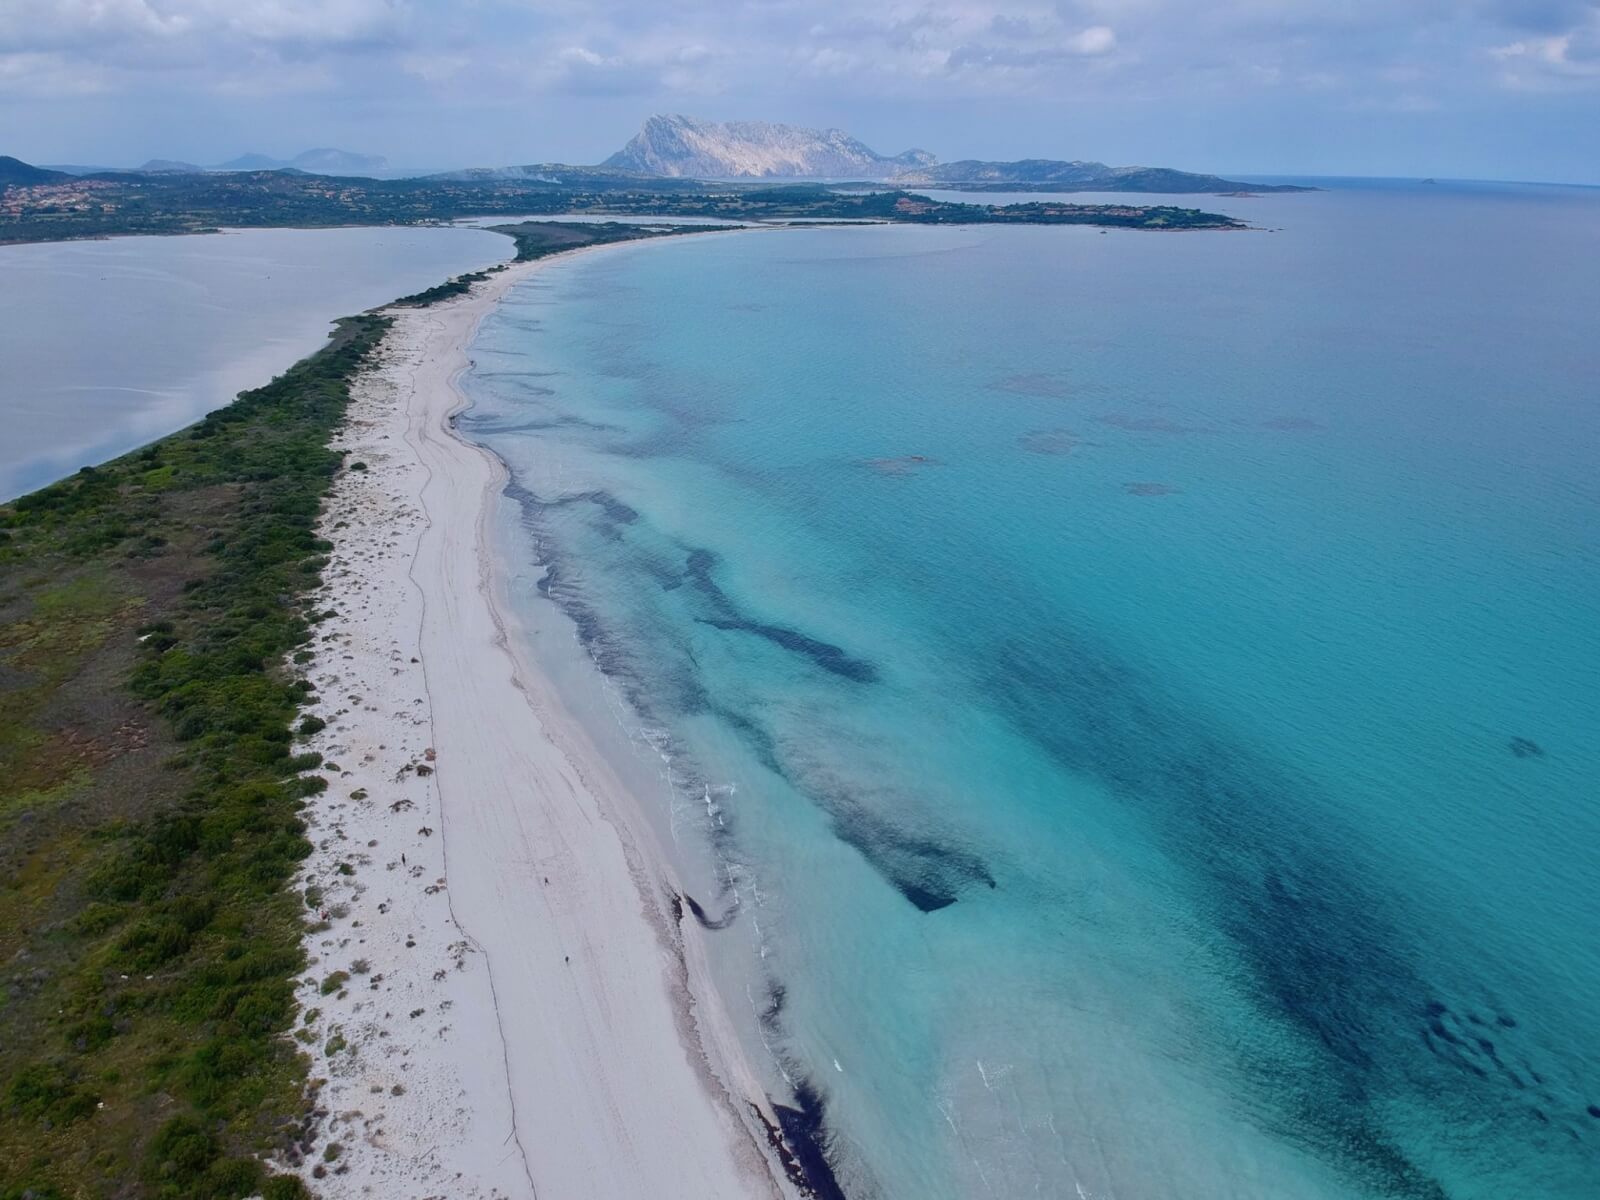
461;181;1600;1199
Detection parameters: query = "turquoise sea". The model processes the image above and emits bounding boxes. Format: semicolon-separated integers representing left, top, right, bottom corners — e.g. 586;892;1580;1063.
461;182;1600;1199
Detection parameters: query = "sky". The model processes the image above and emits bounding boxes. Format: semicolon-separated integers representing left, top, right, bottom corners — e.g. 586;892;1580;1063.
2;1;1598;183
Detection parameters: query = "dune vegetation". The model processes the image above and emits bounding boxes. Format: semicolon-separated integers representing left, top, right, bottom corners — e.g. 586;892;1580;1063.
0;314;389;1198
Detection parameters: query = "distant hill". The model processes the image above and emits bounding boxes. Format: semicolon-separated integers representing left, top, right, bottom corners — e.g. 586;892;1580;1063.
290;148;389;175
0;156;70;186
425;163;708;191
603;114;935;179
216;149;389;176
431;163;634;183
894;159;1314;194
138;159;204;174
215;153;286;171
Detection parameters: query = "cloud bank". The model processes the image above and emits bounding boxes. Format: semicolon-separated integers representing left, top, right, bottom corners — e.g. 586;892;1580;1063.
2;1;1596;180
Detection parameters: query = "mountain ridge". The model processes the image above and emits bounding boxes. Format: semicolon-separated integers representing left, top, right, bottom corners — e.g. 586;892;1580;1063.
600;115;1313;193
216;148;390;175
0;156;70;186
604;114;933;179
892;158;1314;193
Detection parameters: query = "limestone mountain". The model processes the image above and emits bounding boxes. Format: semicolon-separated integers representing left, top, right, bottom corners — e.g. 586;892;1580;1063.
603;114;935;179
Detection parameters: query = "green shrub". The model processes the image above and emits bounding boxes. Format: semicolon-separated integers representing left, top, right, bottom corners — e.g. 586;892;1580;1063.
5;1063;99;1126
0;313;391;1192
141;1115;217;1190
119;918;194;968
68;902;127;937
261;1176;312;1200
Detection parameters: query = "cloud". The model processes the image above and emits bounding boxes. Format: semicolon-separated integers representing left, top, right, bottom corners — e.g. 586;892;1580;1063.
0;0;406;52
2;0;1597;176
1478;0;1597;34
2;0;1592;101
1067;25;1117;55
544;46;655;96
1490;3;1600;86
0;0;408;93
532;40;726;98
0;50;112;97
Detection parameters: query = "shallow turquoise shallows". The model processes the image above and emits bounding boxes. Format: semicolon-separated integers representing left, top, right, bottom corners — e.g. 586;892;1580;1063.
462;181;1600;1200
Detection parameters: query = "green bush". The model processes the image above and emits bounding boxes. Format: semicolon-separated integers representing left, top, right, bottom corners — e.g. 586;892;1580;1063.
141;1115;217;1189
260;1176;312;1200
0;313;391;1193
5;1063;99;1126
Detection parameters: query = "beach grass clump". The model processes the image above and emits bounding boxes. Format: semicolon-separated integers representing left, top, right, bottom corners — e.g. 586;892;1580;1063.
0;313;390;1195
392;271;486;306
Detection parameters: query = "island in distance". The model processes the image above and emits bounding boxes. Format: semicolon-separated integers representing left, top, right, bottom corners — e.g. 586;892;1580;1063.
600;113;1314;192
20;113;1314;195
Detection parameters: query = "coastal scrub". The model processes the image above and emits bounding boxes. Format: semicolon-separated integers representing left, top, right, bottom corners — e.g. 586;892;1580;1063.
0;315;387;1197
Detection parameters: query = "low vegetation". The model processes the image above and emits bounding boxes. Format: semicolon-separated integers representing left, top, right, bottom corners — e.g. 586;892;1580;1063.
488;219;725;261
390;264;507;306
0;167;1243;246
388;221;739;309
0;313;390;1197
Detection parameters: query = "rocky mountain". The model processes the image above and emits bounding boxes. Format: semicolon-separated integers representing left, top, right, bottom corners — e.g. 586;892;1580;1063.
893;158;1314;193
599;115;1311;193
603;114;935;179
0;156;69;186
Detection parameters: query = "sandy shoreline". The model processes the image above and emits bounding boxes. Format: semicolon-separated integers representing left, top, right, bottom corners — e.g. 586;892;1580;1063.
285;245;805;1198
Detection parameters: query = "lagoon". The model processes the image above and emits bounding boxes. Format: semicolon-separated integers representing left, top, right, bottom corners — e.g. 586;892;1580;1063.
0;225;509;499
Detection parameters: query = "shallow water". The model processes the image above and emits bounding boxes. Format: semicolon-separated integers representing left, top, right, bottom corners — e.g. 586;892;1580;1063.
0;225;510;499
463;182;1600;1199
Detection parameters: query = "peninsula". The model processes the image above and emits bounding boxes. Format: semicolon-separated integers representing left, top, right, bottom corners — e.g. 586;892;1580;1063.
0;155;1244;247
0;222;823;1198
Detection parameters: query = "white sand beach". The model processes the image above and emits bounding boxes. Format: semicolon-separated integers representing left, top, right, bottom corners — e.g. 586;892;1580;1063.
285;250;803;1199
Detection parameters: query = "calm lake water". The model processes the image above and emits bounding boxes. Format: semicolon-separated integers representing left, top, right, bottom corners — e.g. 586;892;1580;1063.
0;225;510;499
463;181;1600;1199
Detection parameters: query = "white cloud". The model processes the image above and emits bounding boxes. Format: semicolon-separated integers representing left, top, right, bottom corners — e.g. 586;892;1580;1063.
3;0;1598;132
0;0;407;94
1066;25;1117;56
0;0;405;52
1491;10;1600;86
400;50;469;83
0;50;113;97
